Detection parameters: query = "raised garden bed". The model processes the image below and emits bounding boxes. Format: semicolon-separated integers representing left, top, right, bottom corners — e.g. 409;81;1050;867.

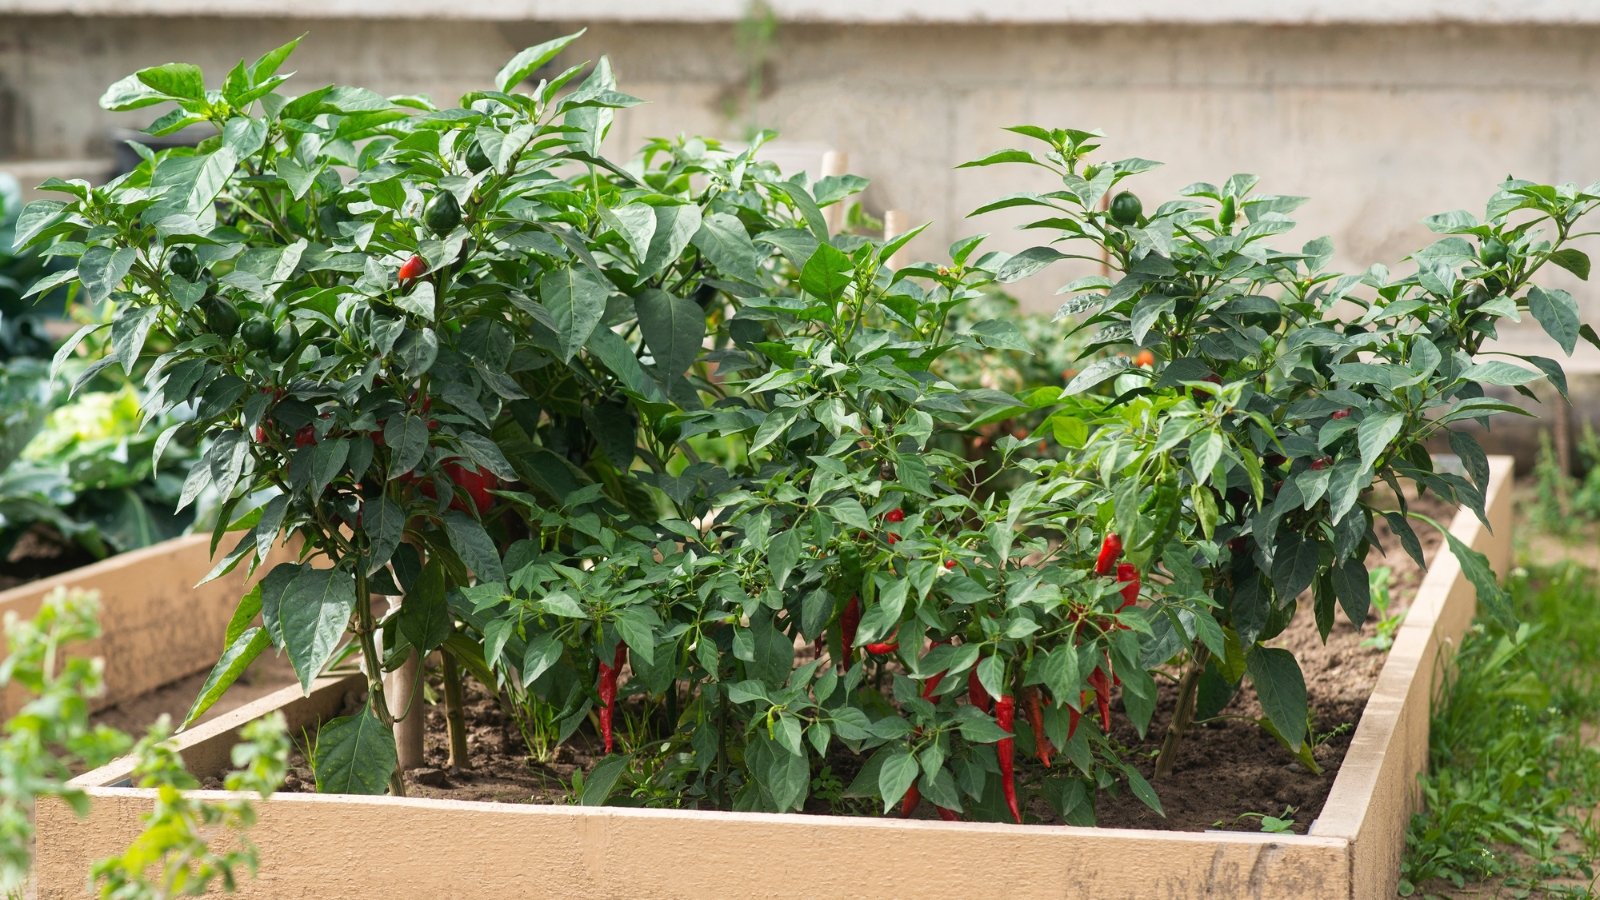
0;532;293;719
32;457;1512;899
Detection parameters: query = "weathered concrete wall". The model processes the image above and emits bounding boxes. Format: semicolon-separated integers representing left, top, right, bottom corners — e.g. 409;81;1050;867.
5;16;1600;313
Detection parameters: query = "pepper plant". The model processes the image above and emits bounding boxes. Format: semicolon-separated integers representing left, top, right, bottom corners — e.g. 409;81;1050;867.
20;31;1595;825
963;126;1598;774
16;32;866;798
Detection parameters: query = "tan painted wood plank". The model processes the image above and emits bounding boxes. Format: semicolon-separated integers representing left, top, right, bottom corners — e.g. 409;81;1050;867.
1309;457;1514;896
0;534;294;717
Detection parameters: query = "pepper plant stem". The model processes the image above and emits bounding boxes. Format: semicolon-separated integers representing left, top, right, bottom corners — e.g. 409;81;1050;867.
441;649;470;769
1154;644;1210;779
354;569;406;797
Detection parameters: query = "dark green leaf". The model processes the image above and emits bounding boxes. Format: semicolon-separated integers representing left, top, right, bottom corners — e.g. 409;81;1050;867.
1528;286;1580;355
1246;646;1308;751
278;567;357;694
799;243;852;301
397;558;451;655
314;706;397;795
384;415;429;479
539;265;611;362
180;626;270;729
635;288;705;378
496;30;587;93
136;62;206;101
442;510;505;584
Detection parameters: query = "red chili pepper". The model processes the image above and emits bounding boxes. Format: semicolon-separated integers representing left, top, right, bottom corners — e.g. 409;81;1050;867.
1026;687;1053;768
944;558;958;570
1095;532;1123;576
253;424;268;444
1088;667;1113;732
443;460;499;515
995;694;1021;824
898;782;921;818
397;254;426;288
1115;562;1140;610
597;643;627;754
968;669;991;713
839;596;861;671
935;806;960;822
885;508;905;523
1310;457;1331;471
886;532;900;545
294;425;317;448
1331;408;1351;419
863;639;899;655
1068;700;1082;741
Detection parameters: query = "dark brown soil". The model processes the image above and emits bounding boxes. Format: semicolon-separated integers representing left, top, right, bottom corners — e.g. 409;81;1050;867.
0;525;97;592
278;672;590;801
280;493;1457;833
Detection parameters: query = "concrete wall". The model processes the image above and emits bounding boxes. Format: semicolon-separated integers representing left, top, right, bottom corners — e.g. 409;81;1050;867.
5;14;1600;317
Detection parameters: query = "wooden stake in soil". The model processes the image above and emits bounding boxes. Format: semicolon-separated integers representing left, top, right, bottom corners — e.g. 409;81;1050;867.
383;595;425;771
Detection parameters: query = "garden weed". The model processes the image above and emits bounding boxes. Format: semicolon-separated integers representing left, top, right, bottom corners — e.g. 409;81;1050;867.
1400;563;1600;896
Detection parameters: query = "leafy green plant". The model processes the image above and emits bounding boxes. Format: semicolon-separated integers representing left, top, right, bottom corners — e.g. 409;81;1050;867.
0;587;287;897
0;383;202;561
1401;564;1600;896
959;126;1595;776
1213;805;1297;834
1359;565;1402;651
21;35;1595;828
21;31;855;798
0;172;68;361
1530;424;1600;533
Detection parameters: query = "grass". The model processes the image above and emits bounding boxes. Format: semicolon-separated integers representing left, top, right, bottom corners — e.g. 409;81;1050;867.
1400;562;1600;897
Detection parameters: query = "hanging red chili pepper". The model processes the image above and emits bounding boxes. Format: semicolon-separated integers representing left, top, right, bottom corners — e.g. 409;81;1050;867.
968;669;991;713
863;638;899;655
1095;532;1123;576
1088;667;1113;732
597;642;627;754
935;806;960;822
995;694;1021;824
898;782;921;818
1026;686;1053;768
397;254;426;289
1115;562;1140;610
839;596;861;671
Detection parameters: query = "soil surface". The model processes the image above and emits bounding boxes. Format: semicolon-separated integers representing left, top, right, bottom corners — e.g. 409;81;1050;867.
279;493;1458;834
0;525;97;592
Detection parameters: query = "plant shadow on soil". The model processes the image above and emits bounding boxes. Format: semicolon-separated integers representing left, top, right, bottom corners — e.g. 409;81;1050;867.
270;493;1454;834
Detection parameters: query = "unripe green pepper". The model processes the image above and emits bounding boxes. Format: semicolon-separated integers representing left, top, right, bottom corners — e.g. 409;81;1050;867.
1109;191;1143;226
202;296;241;340
424;192;462;235
465;140;492;174
269;322;300;363
169;246;201;281
240;315;274;351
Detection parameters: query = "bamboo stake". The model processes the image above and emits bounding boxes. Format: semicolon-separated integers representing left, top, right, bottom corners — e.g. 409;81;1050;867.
884;209;910;269
821;150;848;234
